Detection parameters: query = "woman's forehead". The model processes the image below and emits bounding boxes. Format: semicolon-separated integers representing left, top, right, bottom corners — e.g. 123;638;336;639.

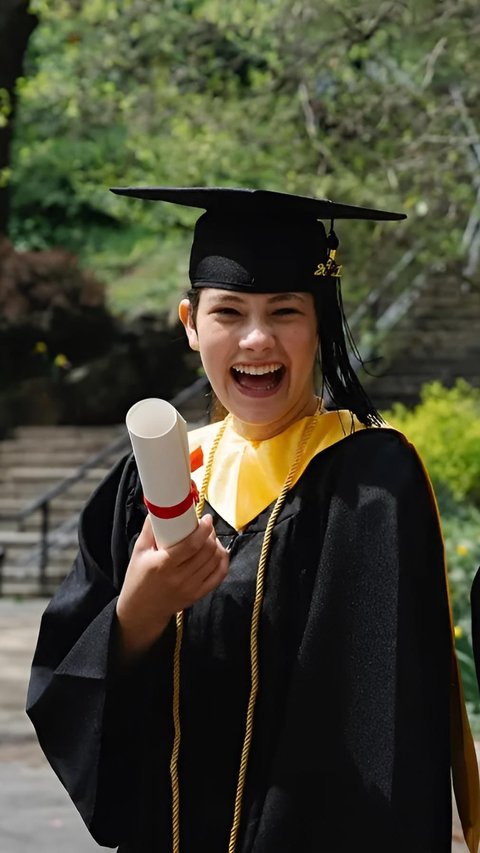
199;289;311;305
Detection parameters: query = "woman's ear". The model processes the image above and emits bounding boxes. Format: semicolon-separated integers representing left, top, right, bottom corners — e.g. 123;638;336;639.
178;299;200;351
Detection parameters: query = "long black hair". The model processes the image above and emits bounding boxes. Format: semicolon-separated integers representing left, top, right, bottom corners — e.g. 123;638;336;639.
314;278;383;427
186;284;383;427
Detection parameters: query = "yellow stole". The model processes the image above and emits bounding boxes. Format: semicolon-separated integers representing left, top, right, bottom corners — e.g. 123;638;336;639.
189;410;365;531
188;413;480;851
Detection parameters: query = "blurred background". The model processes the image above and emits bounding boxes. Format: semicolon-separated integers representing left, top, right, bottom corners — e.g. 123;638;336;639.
0;0;479;849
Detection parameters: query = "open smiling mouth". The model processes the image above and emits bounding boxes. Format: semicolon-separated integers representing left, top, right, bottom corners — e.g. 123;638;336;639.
231;363;285;392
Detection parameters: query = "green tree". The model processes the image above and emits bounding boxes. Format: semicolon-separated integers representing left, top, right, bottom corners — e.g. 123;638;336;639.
0;0;38;234
8;0;480;310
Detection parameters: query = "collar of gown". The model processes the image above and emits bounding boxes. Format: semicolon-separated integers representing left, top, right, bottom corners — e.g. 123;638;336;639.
188;409;368;530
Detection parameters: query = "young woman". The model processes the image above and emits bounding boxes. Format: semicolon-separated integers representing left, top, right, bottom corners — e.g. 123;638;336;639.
27;188;479;852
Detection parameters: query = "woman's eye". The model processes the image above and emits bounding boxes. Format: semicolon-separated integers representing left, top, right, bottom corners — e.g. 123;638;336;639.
211;308;241;317
272;307;301;316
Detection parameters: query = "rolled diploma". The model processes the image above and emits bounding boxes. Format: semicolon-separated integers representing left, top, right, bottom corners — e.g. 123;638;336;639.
126;398;198;547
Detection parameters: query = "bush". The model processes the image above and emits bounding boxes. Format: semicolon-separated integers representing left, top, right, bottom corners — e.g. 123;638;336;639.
387;380;480;507
442;505;480;727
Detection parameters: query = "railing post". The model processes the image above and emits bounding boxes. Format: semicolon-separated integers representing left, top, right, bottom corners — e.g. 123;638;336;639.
40;501;50;593
0;545;4;597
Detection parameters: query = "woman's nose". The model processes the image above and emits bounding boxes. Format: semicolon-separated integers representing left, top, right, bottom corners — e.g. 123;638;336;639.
239;322;275;351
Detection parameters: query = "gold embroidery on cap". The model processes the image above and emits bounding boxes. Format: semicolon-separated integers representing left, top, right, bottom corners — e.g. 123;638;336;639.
314;257;343;277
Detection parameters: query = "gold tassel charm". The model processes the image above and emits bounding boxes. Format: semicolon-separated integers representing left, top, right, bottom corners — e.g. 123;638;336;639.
314;223;343;277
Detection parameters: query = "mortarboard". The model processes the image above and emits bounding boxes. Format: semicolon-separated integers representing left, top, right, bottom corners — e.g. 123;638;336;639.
110;186;406;294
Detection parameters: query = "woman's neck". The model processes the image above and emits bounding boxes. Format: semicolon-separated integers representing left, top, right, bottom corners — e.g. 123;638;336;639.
230;395;320;442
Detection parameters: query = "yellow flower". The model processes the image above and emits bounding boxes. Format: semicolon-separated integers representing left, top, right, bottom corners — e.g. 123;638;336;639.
454;625;463;639
34;341;48;354
54;353;69;368
456;544;469;556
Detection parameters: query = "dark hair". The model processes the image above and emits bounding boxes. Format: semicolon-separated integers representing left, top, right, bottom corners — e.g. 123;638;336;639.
186;285;382;427
314;279;383;426
186;288;228;422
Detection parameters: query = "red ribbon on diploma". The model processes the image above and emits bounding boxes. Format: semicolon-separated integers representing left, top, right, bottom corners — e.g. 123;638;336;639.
144;480;199;520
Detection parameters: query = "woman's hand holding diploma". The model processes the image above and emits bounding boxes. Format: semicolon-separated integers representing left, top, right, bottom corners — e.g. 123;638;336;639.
116;513;229;663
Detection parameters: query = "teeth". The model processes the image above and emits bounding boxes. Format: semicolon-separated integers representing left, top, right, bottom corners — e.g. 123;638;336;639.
232;363;283;376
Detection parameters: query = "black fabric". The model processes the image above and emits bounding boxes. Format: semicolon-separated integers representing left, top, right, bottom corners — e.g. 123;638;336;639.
189;212;328;293
27;428;452;853
109;186;406;293
109;186;407;221
470;568;480;689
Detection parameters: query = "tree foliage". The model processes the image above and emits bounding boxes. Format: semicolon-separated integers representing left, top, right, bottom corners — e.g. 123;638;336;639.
387;379;480;507
7;0;480;310
0;0;38;233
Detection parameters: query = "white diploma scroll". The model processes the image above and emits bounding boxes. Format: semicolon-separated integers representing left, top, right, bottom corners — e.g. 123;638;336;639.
126;398;198;547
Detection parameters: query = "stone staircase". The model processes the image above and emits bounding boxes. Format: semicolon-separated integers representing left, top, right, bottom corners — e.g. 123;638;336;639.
0;425;129;596
0;380;210;597
361;271;480;410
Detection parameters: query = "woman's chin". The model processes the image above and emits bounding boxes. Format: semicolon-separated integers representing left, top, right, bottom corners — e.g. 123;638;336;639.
213;374;317;438
225;380;287;425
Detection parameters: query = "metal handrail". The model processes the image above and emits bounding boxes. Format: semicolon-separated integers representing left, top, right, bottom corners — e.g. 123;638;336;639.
0;375;209;525
5;428;130;526
0;546;4;596
348;245;420;332
0;376;209;591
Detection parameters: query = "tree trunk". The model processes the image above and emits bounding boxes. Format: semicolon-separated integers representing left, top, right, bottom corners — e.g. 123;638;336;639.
0;0;38;236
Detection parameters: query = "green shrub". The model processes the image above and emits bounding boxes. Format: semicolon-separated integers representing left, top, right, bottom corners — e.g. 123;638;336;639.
442;505;480;728
387;380;480;506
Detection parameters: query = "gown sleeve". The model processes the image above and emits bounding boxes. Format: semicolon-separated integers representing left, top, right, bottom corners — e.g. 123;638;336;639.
26;453;174;847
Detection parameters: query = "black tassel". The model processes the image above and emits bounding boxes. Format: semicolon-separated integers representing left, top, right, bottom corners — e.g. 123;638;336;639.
314;278;384;428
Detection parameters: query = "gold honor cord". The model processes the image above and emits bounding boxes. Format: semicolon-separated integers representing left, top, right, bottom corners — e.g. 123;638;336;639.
170;415;230;853
228;405;321;852
170;405;322;853
170;609;183;853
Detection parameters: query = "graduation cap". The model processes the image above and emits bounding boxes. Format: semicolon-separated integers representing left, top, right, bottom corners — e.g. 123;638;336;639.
110;186;406;294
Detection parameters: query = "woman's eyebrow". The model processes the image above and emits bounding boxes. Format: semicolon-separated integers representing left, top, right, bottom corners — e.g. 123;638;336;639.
206;293;245;305
205;292;305;306
267;293;305;304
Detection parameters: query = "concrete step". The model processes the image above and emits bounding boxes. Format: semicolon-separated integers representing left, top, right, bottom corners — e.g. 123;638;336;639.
0;450;123;467
0;570;76;598
0;545;74;565
0;556;77;576
0;480;101;501
10;425;120;439
0;496;83;514
0;434;124;453
0;466;111;481
0;513;79;534
0;579;65;597
13;423;116;432
0;550;77;578
0;493;84;532
0;539;78;575
0;565;74;596
0;466;110;496
0;531;55;547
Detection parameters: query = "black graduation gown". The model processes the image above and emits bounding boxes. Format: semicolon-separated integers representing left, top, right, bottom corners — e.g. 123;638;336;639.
470;568;480;691
26;427;452;852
